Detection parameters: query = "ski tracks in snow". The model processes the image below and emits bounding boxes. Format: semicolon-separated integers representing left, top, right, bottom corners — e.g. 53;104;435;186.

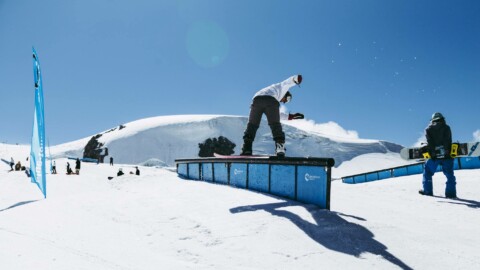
0;226;132;270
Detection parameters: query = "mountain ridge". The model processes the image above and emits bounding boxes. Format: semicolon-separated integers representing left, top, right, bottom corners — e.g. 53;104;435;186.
50;115;404;168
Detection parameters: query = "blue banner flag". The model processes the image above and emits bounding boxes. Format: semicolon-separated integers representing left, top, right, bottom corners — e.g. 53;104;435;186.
30;47;47;198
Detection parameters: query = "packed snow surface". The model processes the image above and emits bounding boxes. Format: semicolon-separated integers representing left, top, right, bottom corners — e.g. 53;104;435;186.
1;143;479;270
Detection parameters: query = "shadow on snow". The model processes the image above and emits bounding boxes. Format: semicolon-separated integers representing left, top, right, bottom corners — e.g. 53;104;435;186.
230;202;413;270
0;200;38;213
435;196;480;209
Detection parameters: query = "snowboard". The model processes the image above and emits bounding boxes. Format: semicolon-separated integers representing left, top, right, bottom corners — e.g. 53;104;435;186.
213;153;273;159
400;142;480;160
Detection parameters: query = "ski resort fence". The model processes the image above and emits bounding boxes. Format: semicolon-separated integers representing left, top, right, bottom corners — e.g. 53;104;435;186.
342;156;480;184
175;157;335;210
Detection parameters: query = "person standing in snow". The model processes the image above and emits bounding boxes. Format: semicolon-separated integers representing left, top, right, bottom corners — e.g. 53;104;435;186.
51;160;57;174
75;158;81;175
241;75;304;156
110;157;114;166
419;112;456;198
9;157;14;171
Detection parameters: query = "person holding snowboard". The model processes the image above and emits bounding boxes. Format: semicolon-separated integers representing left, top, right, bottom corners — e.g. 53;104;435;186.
419;112;456;198
241;75;304;157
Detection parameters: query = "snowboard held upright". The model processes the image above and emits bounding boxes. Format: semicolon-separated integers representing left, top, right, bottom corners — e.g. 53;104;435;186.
400;142;480;160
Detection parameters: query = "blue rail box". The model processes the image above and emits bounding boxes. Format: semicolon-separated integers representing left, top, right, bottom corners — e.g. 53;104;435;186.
176;156;335;210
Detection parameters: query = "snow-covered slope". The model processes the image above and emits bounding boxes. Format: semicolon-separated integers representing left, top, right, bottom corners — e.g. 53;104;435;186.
334;152;418;178
1;143;479;270
50;115;404;168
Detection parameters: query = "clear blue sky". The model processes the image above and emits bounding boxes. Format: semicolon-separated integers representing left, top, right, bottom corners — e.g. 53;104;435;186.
1;0;479;146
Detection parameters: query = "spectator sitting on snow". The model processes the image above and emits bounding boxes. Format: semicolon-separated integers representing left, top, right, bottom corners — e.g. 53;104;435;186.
130;166;140;176
66;162;74;175
117;168;124;177
15;161;21;171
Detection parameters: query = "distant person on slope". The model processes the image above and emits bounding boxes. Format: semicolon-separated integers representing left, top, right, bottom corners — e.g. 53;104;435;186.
241;75;304;157
10;157;14;171
130;166;140;175
419;112;456;198
75;158;81;175
117;168;124;177
110;157;114;166
51;160;57;174
15;161;21;171
66;162;74;175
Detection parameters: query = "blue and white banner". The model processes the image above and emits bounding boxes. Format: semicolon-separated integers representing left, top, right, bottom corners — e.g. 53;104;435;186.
30;47;47;198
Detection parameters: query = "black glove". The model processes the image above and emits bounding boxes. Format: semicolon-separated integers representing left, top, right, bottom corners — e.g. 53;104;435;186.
294;75;302;85
288;113;304;120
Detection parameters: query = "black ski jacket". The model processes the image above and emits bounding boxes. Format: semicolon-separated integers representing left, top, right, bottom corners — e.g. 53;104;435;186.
425;119;452;159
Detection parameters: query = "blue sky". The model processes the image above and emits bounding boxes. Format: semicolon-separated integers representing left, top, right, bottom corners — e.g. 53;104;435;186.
1;0;479;146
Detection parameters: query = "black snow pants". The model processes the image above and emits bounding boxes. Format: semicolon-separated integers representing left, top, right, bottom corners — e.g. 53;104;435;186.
243;95;285;143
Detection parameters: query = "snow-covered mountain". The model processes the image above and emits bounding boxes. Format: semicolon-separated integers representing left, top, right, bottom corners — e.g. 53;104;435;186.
50;115;404;170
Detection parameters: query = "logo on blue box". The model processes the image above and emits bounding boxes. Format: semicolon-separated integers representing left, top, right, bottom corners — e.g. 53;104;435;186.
234;169;244;175
305;173;321;182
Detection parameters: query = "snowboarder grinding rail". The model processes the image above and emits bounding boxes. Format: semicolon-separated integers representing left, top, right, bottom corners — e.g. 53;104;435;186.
241;75;304;157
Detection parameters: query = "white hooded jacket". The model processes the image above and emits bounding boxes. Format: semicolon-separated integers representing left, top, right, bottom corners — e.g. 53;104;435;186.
253;75;299;102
